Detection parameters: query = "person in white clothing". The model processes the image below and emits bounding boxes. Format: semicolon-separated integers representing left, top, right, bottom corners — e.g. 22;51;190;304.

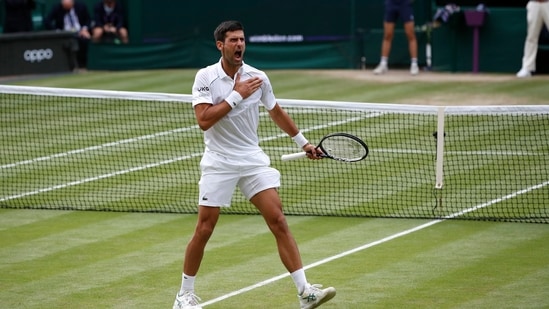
517;0;549;78
172;20;336;309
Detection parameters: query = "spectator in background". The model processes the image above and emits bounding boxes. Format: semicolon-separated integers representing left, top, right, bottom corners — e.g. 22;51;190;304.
92;0;128;44
373;0;419;75
516;0;549;78
44;0;91;69
3;0;36;33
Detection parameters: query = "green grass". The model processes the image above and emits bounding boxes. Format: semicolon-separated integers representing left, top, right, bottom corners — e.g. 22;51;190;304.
1;69;548;308
4;69;549;104
1;210;548;308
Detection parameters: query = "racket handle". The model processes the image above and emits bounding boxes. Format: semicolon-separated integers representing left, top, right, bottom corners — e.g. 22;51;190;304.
281;152;307;161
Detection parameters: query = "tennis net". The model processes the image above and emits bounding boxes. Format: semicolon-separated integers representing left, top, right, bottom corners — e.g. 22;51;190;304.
1;85;548;223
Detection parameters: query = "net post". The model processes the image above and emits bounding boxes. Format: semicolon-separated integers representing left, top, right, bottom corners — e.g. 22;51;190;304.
435;106;446;189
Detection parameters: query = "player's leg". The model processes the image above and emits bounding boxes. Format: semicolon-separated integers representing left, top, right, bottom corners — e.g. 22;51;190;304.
238;156;302;273
173;206;220;309
174;151;238;309
184;206;221;276
250;188;303;272
239;150;335;307
183;152;237;277
250;188;336;309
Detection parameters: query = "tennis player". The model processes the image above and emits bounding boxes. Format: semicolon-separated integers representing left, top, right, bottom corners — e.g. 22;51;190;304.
172;20;336;309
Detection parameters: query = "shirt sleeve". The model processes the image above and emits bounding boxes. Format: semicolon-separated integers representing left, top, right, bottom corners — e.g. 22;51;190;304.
192;69;213;107
260;74;277;110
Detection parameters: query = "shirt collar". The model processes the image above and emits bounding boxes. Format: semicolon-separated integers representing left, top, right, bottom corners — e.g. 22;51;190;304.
216;58;246;79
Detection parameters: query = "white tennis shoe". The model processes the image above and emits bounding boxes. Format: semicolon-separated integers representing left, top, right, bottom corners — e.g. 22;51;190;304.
373;63;388;75
410;63;419;75
299;283;336;309
173;290;202;309
516;68;532;78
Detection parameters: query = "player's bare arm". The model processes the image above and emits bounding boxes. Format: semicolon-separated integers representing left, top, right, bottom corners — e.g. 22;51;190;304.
268;104;322;159
194;74;262;131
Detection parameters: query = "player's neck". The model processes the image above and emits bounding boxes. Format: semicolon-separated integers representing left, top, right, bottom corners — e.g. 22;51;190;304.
221;61;241;79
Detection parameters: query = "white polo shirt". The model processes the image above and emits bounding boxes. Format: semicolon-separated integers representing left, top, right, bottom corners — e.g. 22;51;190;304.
192;59;277;156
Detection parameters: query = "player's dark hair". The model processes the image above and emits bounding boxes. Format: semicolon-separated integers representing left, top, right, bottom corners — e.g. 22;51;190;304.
214;20;244;42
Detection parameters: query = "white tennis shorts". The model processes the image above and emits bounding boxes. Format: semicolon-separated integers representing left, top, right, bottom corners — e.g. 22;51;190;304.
197;150;281;207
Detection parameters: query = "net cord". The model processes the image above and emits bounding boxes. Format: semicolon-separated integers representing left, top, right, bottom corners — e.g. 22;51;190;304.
0;85;193;103
2;85;549;115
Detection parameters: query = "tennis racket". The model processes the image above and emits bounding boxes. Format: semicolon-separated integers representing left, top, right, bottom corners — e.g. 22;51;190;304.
281;132;369;162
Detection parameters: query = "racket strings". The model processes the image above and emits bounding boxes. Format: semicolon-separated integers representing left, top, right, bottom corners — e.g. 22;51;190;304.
322;137;367;161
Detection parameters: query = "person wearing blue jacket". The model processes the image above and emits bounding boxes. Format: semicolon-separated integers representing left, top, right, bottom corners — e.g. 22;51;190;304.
91;0;128;44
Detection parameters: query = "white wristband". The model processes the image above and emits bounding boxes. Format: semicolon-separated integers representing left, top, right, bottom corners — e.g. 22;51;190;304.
225;90;243;109
292;132;309;148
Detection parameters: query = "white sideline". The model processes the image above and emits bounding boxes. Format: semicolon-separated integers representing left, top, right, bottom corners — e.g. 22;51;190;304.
0;126;200;170
0;153;203;202
200;179;549;307
1;110;378;170
0;112;376;202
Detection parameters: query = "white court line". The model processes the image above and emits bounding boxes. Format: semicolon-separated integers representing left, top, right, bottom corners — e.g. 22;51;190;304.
1;126;200;170
374;149;538;156
371;149;540;156
1;112;377;201
200;179;549;307
261;147;539;157
3;108;533;171
1;110;379;170
260;114;380;143
0;153;204;202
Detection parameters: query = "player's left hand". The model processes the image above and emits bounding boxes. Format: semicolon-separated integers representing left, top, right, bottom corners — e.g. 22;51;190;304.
234;74;262;99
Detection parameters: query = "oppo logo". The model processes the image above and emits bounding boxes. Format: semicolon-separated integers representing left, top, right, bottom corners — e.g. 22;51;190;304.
23;49;54;63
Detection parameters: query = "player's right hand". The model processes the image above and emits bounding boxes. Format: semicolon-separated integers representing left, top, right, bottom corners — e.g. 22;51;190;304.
304;144;324;160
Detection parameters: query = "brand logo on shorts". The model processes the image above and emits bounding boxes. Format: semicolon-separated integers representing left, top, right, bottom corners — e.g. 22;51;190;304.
202;196;208;201
23;49;54;63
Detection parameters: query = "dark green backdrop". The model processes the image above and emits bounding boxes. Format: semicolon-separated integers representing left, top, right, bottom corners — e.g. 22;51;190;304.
86;0;434;70
2;0;543;73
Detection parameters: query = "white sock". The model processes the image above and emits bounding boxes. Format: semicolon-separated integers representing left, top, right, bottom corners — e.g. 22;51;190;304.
181;273;196;292
380;57;388;66
411;58;418;65
291;268;308;295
